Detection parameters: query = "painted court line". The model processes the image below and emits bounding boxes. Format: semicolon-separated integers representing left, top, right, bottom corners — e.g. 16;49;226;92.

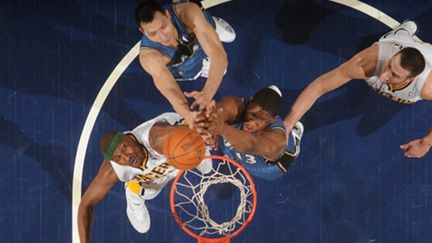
330;0;421;41
71;42;140;243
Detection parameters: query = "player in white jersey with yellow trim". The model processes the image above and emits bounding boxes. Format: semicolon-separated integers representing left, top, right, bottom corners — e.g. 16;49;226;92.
366;21;432;104
77;113;211;243
283;20;432;158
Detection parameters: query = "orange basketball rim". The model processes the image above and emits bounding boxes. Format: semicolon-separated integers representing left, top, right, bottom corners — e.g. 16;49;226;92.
170;155;257;243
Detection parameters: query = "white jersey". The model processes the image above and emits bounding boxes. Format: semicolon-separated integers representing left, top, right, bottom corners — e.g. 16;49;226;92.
366;37;432;104
110;112;184;185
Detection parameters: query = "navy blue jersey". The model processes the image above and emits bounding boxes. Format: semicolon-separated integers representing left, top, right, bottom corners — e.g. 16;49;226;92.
140;2;215;80
219;117;288;180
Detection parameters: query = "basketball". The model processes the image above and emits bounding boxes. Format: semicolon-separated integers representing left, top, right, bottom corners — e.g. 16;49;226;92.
163;126;206;170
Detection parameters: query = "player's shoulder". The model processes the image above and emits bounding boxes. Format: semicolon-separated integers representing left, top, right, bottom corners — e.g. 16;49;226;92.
220;96;243;106
175;1;208;29
175;1;202;14
218;96;244;123
340;44;379;79
256;118;286;139
351;44;379;64
174;1;202;21
139;48;170;73
263;124;286;137
139;47;167;60
95;160;119;185
421;73;432;100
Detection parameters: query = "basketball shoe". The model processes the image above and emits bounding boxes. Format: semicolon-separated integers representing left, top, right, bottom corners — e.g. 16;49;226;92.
125;186;151;233
380;20;418;40
291;121;304;157
213;16;236;43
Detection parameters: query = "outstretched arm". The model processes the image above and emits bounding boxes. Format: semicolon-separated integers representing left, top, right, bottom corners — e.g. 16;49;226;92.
78;161;119;243
139;49;194;126
204;101;286;160
283;44;378;132
220;125;286;160
182;3;228;108
400;128;432;158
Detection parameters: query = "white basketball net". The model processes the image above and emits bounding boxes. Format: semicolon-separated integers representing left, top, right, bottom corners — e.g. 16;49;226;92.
172;157;255;238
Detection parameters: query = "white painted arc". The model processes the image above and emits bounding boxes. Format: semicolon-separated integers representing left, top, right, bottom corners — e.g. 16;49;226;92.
329;0;421;41
71;42;140;243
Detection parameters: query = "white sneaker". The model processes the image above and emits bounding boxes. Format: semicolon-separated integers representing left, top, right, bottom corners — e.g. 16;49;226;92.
201;57;210;78
291;121;304;157
398;20;418;37
381;20;418;40
125;186;151;233
200;56;227;78
212;16;236;43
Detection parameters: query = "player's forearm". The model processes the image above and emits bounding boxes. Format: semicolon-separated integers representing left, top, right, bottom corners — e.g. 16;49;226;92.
202;51;227;99
170;98;193;124
284;78;325;131
78;204;94;243
220;124;257;154
159;86;193;124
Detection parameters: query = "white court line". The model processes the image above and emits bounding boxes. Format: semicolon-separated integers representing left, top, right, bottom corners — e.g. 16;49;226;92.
71;1;230;242
202;0;231;8
330;0;421;42
71;42;140;243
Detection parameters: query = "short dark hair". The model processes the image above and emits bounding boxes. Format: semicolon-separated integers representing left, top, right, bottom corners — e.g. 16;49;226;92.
251;87;282;116
397;47;425;78
134;0;165;27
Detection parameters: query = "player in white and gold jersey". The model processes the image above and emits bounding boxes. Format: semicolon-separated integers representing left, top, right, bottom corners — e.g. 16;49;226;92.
283;20;432;158
77;113;211;243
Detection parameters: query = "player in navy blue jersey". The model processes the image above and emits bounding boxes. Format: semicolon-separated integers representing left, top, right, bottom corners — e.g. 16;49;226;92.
194;85;304;180
135;0;235;126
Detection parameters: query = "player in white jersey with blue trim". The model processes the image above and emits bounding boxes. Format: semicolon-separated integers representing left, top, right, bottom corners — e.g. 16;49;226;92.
77;113;211;242
283;20;432;158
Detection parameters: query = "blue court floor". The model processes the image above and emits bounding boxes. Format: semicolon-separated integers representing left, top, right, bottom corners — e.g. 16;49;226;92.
1;0;431;242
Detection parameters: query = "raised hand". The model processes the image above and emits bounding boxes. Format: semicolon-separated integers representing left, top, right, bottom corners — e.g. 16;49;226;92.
184;90;213;110
400;138;431;158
